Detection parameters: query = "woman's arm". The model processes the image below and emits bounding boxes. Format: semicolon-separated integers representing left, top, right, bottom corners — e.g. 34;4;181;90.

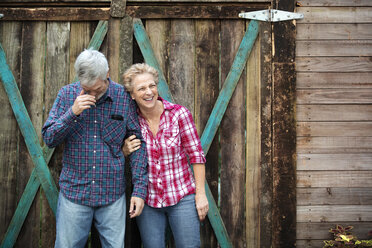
192;163;209;221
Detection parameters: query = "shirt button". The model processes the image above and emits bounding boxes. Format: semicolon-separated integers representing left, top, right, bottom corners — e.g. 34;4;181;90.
92;180;95;184
94;150;96;153
94;120;97;123
94;135;97;138
93;166;96;169
74;120;77;123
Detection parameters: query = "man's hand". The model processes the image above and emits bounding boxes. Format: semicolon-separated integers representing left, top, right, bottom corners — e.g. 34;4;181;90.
129;196;145;218
122;135;141;157
72;90;96;116
195;192;209;221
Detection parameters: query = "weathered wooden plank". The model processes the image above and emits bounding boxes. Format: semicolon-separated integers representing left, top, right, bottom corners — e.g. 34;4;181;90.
0;21;21;248
194;19;219;248
0;8;110;21
259;21;273;248
297;222;372;240
297;122;372;137
297;7;372;23
126;4;267;19
296;239;328;247
297;89;372;104
297;188;372;205
297;136;372;153
133;18;173;102
145;20;170;80
1;0;267;2
297;205;372;222
106;19;121;83
297;40;372;57
297;24;372;40
297;171;372;187
297;153;372;170
297;105;372;121
245;22;261;248
297;57;372;72
43;21;71;247
110;0;126;18
119;15;134;82
0;40;59;214
220;19;246;248
168;19;195;112
297;0;372;7
297;72;372;89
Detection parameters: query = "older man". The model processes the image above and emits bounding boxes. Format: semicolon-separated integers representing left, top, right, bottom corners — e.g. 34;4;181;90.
42;49;147;248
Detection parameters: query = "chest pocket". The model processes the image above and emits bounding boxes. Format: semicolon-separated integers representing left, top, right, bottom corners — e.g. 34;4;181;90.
163;123;180;148
102;118;126;145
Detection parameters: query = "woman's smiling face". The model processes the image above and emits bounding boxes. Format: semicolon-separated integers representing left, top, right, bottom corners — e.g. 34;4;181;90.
130;73;158;110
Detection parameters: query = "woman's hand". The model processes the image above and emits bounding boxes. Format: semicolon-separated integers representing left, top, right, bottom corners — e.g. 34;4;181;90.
195;192;209;221
122;135;142;157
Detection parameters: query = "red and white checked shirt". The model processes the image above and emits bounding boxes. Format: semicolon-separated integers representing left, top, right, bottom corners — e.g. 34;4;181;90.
138;97;206;208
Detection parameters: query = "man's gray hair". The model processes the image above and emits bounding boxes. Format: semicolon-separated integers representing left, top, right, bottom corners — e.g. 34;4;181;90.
74;48;109;86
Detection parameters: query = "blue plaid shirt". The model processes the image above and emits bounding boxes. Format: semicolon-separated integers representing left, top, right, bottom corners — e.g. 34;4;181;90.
42;79;148;207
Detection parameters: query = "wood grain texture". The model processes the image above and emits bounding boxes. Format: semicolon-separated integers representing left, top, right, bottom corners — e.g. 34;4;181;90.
297;105;372;121
297;24;372;40
43;21;71;247
297;205;372;222
297;0;372;7
168;19;195;112
297;40;372;56
106;18;121;83
245;23;261;248
297;171;372;187
259;21;273;248
297;7;372;23
119;15;134;82
297;122;372;136
297;72;372;89
220;19;246;248
297;153;372;170
194;19;219;248
297;136;372;153
0;7;110;21
0;21;21;246
297;187;372;205
297;89;372;104
296;57;372;72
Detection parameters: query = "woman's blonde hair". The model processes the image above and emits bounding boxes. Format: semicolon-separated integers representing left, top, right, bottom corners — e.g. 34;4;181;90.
122;63;159;92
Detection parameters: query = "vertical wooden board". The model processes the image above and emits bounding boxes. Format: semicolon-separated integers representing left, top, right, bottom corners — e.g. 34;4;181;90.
245;23;261;248
69;22;94;83
259;21;273;248
220;19;246;248
0;21;21;243
42;21;71;248
119;15;134;84
14;21;46;248
106;18;121;83
194;19;220;248
146;19;170;82
168;19;195;112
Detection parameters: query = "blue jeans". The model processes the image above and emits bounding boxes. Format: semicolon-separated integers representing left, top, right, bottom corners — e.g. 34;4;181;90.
136;194;200;248
55;192;126;248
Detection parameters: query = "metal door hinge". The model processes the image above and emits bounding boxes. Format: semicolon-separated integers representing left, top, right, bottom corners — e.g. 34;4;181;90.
239;9;304;22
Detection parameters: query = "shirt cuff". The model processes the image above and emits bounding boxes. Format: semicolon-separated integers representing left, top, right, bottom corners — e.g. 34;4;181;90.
132;185;147;200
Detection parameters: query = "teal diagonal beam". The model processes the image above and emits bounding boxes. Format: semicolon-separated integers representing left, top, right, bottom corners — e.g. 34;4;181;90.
0;43;59;214
1;20;109;248
133;18;173;102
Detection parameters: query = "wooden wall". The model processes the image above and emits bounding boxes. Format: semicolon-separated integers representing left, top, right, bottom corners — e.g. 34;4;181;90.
296;0;372;246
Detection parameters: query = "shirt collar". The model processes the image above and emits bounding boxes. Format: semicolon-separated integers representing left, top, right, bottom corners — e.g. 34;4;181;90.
159;96;175;110
98;78;113;103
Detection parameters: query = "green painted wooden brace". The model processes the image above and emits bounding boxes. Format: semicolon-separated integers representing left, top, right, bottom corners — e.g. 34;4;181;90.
0;20;108;248
133;18;259;248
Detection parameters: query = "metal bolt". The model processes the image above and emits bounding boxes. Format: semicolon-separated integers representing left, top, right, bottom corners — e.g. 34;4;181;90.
0;14;3;19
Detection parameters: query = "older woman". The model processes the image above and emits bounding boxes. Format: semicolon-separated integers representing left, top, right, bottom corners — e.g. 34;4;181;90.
122;63;209;247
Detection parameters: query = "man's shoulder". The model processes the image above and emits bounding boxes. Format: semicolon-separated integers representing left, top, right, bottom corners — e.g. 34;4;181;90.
60;81;80;93
109;80;130;98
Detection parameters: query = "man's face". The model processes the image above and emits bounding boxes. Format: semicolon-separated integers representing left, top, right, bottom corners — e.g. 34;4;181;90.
82;78;109;100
